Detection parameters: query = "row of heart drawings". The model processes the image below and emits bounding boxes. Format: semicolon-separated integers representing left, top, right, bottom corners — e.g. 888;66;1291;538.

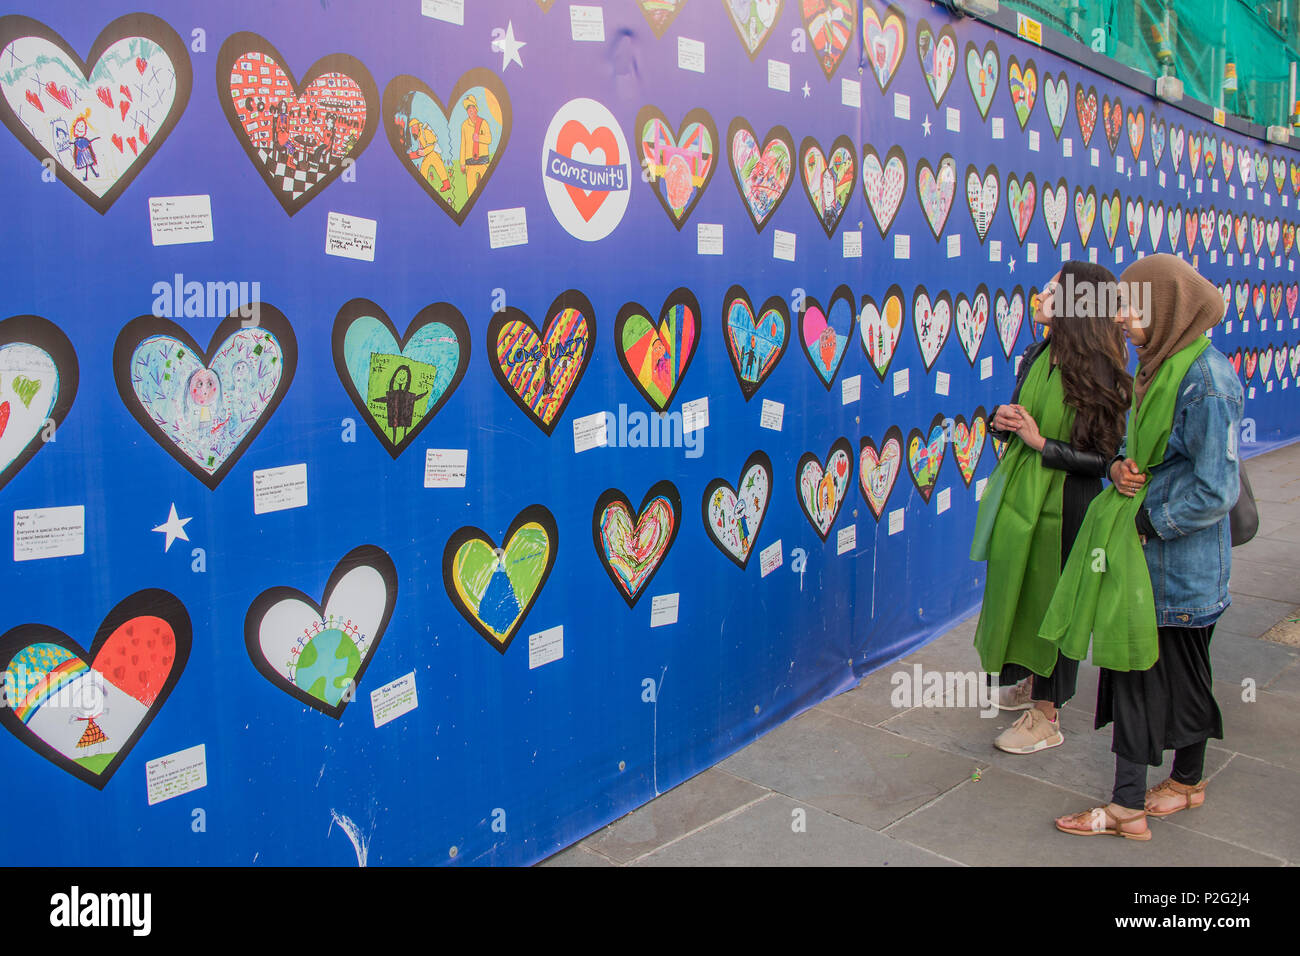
0;413;991;788
0;287;1015;492
1231;343;1300;383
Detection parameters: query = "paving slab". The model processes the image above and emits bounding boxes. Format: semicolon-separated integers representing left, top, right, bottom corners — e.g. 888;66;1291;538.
1233;534;1300;567
1209;628;1300;685
717;708;977;830
1259;519;1300;545
1214;593;1297;637
1222;559;1300;606
579;768;768;864
1160;755;1300;864
1213;683;1300;771
815;664;908;727
1263;660;1300;699
885;767;1279;866
537;844;617;867
634;793;956;867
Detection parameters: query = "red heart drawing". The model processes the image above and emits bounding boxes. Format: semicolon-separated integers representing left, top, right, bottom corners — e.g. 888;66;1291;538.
111;133;123;152
96;86;113;108
1227;350;1241;375
1075;85;1097;145
118;83;131;102
138;124;149;145
556;120;619;222
126;136;137;154
44;81;72;109
135;55;147;73
119;99;129;120
0;400;9;439
24;90;42;112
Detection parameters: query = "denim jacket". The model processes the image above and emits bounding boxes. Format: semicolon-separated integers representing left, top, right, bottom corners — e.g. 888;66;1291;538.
1128;345;1244;627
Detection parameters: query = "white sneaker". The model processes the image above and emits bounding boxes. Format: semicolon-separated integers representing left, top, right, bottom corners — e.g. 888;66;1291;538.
995;677;1034;712
994;708;1065;755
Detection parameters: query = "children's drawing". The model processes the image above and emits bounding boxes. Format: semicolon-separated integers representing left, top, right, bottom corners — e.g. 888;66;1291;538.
722;286;789;401
722;1;785;59
728;118;794;232
796;437;853;541
0;315;77;493
593;481;682;608
637;105;717;230
798;285;856;389
800;134;856;238
615;288;701;412
860;426;903;520
702;450;773;569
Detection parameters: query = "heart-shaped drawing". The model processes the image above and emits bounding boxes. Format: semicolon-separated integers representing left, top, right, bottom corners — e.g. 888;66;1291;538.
1291;161;1300;192
702;450;773;569
1006;172;1036;243
802;0;856;79
1226;349;1241;376
1102;95;1122;154
800;134;856;238
1147;200;1165;251
1100;189;1121;248
1188;132;1201;175
1270;283;1284;319
1251;215;1264;254
1260;345;1274;381
244;545;397;719
1222;143;1236;182
637;0;689;37
0;14;192;213
1244;349;1258;380
1170;124;1185;170
1275;346;1287;381
728;118;794;233
1042;177;1067;246
799;285;856;389
1203;136;1218;176
444;505;558;654
796;437;853;541
1268;218;1281;255
860;285;905;381
593;481;681;607
955;284;991;365
1220;212;1234;253
1234;281;1248;321
859;426;903;520
916;153;957;240
113;307;297;489
615;287;701;411
0;589;190;789
1043;71;1068;140
382;68;510;226
863;2;907;94
1290;344;1300;378
951;408;987;486
907;413;947;503
862;143;907;237
913;287;953;371
916;19;957;106
965;39;999;120
723;285;790;400
966;163;999;244
1233;214;1247;253
1150;118;1166;166
995;287;1025;358
992;435;1009;461
1287;283;1298;317
0;316;78;493
1274;157;1286;193
487;289;595;436
1007;55;1037;131
1253;151;1268;186
1198;208;1212;252
1075;84;1098;146
1252;284;1265;320
217;33;378;216
1167;203;1183;251
1074;185;1097;246
1126;106;1145;160
331;299;469;458
723;0;785;59
1125;197;1144;250
637;105;718;230
1285;223;1296;255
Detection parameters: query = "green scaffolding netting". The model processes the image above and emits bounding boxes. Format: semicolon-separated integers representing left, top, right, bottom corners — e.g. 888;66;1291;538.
1003;0;1300;128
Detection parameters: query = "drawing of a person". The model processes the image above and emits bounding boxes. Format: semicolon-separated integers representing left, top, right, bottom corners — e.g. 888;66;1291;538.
734;500;751;553
407;118;452;193
272;99;292;167
821;169;838;228
743;334;757;378
459;94;492;195
70;674;110;759
380;365;428;443
818;326;838;372
185;369;222;438
70;112;99;181
651;338;672;398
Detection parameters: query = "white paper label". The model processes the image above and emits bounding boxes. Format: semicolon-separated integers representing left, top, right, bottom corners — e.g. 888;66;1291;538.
253;463;308;515
894;234;910;259
946;107;960;132
841;374;861;405
1029;130;1040;152
649;593;680;628
893;92;909;119
1227;254;1234;266
768;59;790;92
1265;192;1271;207
843;230;862;258
992;117;1004;139
1116;155;1124;174
1226;321;1233;333
1196;180;1203;194
836;524;856;556
1210;250;1216;264
989;239;1002;262
13;505;84;562
697;222;723;255
423;448;468;488
1228;184;1235;199
569;4;605;41
1090;148;1100;167
976;476;989;500
842;78;861;109
487;207;528;249
1061;241;1071;260
681;396;709;433
1243;320;1251;332
936;486;951;514
148;194;213;246
893;367;909;395
1027;242;1038;263
145;743;207;806
888;508;904;535
1140;160;1147;176
1062;137;1073;158
1179;173;1186;189
371;672;418;728
1088;246;1098;263
325;211;377;262
980;355;993;380
1212;179;1219;194
678;37;705;73
1159;170;1166;187
1248;386;1256;399
935;371;950;396
1115;248;1124;264
572;410;608;453
759;538;783;577
528;625;564;669
1267;380;1274;393
1014;356;1023;374
759;399;784;431
947;233;961;257
773;229;796;261
421;0;464;25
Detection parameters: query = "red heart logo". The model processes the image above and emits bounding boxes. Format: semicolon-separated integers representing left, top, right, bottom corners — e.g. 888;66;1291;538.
556;120;620;222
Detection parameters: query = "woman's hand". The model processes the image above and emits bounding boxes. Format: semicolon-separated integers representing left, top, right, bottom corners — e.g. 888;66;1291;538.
992;404;1023;433
1110;458;1146;497
1009;404;1045;452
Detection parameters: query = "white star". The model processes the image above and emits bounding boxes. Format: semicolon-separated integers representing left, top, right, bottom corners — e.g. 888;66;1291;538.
921;115;932;136
802;81;811;98
1127;167;1133;180
152;503;191;554
1008;256;1017;273
493;21;525;71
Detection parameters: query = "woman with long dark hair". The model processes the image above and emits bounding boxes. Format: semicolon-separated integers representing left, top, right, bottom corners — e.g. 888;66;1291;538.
971;260;1133;754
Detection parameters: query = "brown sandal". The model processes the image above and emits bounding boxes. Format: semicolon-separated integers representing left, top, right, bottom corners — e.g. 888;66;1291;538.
1145;778;1207;817
1055;803;1152;841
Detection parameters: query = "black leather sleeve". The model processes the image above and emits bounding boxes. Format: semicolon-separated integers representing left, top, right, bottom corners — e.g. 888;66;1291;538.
1040;438;1110;478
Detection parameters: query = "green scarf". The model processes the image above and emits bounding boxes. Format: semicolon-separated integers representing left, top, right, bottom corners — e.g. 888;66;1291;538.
970;345;1075;676
1038;336;1210;671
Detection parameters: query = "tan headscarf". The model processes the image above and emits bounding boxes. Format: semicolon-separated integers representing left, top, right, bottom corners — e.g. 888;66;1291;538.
1119;253;1224;408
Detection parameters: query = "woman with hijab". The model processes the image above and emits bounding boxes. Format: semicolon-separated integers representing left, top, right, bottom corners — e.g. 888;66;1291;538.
1047;253;1243;841
971;261;1132;754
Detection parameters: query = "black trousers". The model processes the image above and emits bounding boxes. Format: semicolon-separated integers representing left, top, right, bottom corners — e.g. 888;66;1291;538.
1112;741;1208;810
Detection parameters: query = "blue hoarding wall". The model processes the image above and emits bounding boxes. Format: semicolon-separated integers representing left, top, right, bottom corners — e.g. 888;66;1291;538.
0;1;1294;865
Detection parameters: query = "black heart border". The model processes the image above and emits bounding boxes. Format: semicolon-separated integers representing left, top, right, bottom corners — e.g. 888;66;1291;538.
906;412;948;503
1043;70;1069;141
859;284;905;381
965;162;999;245
915;153;956;240
591;480;682;609
862;143;908;239
0;315;78;493
1006;54;1038;131
722;285;790;401
636;0;687;38
802;0;857;79
1075;83;1098;147
701;449;774;571
799;133;857;239
1007;170;1037;244
1127;105;1146;161
912;286;953;373
964;39;999;120
995;285;1027;359
859;425;904;520
863;3;909;95
637;105;719;232
614;287;702;412
954;283;991;367
915;18;957;107
797;284;857;391
1074;184;1098;247
951;406;989;487
1102;93;1123;155
1041;176;1068;247
721;0;785;61
112;305;298;490
0;588;191;789
795;436;853;542
727;117;795;234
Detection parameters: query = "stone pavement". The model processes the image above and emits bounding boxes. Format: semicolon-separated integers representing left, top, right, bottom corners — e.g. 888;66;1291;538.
543;441;1300;867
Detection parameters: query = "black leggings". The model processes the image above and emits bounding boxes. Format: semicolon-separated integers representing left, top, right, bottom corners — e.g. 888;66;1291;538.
1111;740;1208;810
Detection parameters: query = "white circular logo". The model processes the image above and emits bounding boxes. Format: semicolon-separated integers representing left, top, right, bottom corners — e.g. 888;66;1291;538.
541;98;632;242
